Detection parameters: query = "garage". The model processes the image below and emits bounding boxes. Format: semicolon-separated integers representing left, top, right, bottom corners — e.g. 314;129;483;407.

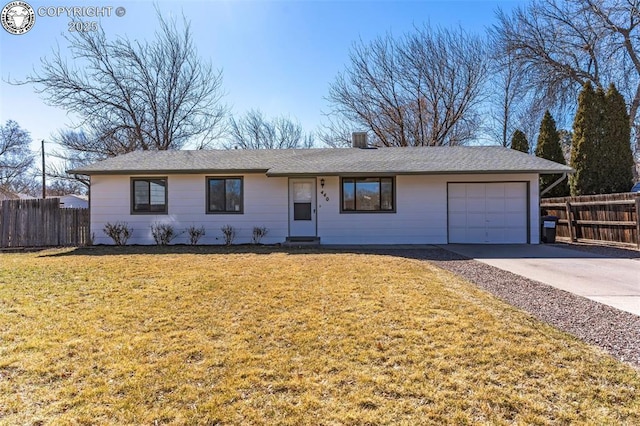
448;182;528;244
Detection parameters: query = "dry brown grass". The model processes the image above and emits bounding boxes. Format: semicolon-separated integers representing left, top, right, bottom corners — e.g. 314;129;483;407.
1;246;639;425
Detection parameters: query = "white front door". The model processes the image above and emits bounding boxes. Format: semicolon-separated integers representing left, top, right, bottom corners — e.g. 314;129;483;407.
289;178;317;237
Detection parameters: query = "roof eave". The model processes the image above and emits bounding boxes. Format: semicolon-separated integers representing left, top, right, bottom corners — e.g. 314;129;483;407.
266;169;574;177
70;165;574;177
68;168;270;176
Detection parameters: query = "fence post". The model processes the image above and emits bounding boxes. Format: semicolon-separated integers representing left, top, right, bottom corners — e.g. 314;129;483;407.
0;201;6;247
635;198;640;250
565;201;576;242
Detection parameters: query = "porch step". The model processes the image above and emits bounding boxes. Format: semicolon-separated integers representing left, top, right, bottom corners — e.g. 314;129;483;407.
284;236;321;247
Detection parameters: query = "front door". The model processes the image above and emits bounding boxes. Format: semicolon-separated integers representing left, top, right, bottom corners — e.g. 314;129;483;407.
289;178;317;237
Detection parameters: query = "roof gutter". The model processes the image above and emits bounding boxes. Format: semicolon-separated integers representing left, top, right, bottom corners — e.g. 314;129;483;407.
67;168;270;176
540;173;569;197
265;169;573;177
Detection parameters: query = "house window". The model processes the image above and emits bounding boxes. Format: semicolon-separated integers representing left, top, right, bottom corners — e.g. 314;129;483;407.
131;178;167;214
341;177;395;212
207;177;243;213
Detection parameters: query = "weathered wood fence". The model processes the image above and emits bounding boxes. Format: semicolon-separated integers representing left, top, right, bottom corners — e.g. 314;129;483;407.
0;198;90;248
540;192;640;248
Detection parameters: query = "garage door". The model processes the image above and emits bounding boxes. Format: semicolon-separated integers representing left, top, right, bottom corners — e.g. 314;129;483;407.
448;182;528;244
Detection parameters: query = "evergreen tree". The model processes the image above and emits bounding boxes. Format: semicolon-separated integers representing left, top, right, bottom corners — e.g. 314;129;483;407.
558;129;572;165
510;130;529;153
602;83;634;193
570;82;604;195
535;111;569;197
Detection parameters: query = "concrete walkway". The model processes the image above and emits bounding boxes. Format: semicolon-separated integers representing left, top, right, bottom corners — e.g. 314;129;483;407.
440;244;640;316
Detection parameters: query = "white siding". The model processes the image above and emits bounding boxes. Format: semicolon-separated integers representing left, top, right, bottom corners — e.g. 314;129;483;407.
316;174;540;245
316;175;445;244
90;174;288;245
90;172;541;245
59;195;89;209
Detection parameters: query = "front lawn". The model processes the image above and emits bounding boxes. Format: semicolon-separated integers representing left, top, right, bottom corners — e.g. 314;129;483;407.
1;247;639;424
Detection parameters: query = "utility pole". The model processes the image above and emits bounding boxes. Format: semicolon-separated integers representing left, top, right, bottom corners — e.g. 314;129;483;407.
41;140;45;199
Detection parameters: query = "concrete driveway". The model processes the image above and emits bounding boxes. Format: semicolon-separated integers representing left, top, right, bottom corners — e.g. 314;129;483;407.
441;244;640;316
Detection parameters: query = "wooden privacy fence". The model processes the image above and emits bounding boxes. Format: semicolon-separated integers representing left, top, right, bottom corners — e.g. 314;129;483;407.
540;192;640;248
0;198;90;248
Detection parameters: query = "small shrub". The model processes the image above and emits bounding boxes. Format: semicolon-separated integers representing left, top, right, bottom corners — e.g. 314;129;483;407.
103;222;132;246
252;226;269;244
150;222;180;245
186;225;205;245
221;224;236;246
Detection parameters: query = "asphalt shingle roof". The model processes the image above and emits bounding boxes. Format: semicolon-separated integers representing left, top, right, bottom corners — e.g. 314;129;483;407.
69;146;573;176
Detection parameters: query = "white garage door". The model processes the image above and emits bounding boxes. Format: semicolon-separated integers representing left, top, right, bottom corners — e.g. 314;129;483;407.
448;182;528;244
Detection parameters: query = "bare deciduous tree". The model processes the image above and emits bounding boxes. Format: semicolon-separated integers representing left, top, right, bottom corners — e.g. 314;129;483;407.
224;110;314;149
46;130;95;189
494;0;640;152
45;179;87;196
325;25;489;147
0;120;35;192
487;34;531;147
20;12;227;161
318;115;359;148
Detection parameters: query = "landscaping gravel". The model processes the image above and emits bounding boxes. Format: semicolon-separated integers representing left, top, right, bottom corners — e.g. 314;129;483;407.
361;246;640;370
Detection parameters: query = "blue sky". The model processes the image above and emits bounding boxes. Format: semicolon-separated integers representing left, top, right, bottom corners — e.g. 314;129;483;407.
0;0;523;151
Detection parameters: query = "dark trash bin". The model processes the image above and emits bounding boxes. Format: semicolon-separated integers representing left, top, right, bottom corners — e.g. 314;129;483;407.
541;215;558;243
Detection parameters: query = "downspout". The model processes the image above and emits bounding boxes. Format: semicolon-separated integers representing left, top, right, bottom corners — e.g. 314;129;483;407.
540;173;568;197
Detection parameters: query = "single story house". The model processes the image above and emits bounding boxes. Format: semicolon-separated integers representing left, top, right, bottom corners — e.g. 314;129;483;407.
54;194;89;209
2;193;89;208
70;145;572;245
